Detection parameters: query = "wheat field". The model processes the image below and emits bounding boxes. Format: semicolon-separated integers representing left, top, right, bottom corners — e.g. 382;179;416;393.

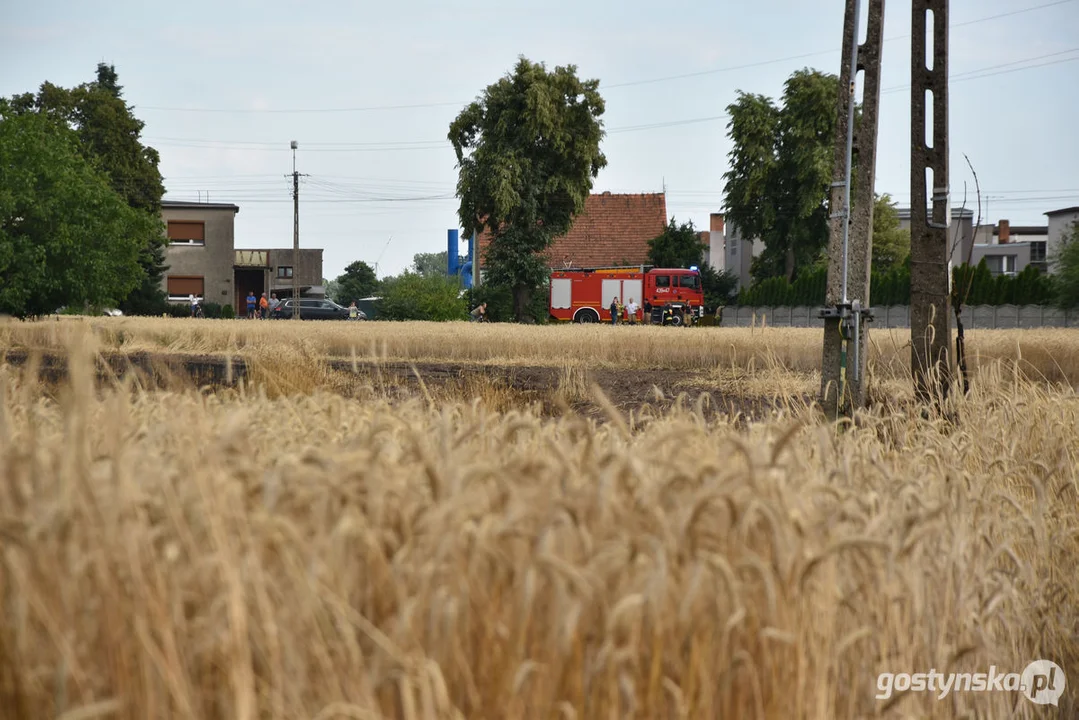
1;318;1077;718
4;316;1079;383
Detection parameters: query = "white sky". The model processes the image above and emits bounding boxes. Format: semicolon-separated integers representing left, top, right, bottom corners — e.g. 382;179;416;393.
3;0;1077;280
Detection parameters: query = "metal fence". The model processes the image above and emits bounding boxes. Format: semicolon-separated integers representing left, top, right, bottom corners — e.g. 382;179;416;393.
718;305;1079;329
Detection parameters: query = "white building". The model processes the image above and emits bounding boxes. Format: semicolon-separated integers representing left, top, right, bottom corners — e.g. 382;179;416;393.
699;212;764;292
1046;206;1079;272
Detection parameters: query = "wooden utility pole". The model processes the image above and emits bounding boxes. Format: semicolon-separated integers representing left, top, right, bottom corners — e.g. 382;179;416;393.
909;0;952;403
819;0;886;418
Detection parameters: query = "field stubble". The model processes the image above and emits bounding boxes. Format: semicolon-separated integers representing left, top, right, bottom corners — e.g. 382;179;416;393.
0;319;1077;718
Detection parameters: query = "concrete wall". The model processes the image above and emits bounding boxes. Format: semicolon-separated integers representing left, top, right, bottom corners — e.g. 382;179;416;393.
161;204;238;303
716;304;1079;328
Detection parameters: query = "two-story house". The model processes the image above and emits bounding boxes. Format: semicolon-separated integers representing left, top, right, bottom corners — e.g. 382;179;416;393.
160;200;325;311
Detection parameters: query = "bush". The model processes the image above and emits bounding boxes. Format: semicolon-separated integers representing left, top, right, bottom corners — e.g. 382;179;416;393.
733;258;1056;307
378;272;468;321
221;304;235;319
467;281;549;323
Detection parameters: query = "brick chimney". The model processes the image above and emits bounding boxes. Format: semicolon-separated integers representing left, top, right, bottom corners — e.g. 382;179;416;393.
710;213;725;233
998;219;1010;244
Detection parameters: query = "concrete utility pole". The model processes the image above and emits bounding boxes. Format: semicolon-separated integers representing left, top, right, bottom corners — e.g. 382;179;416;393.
291;141;300;320
819;0;886;418
909;0;952;403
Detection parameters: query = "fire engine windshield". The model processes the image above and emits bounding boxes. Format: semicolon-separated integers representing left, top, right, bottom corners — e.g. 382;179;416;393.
679;274;700;290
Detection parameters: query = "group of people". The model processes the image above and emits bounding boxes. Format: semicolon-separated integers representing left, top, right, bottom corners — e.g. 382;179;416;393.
608;297;640;325
244;291;280;319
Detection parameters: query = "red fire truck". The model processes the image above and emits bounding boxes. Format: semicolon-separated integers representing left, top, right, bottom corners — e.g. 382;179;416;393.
548;266;705;325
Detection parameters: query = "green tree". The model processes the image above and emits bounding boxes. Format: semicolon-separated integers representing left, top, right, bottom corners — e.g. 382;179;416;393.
378;272;468;321
4;64;168;315
699;264;740;312
1054;221;1079;309
646;217;707;268
412;251;449;277
332;260;379;304
722;68;843;283
872;193;911;271
0;111;150;318
323;277;340;302
448;56;607;322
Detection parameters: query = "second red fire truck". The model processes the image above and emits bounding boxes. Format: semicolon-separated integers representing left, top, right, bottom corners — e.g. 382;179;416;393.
548;266;705;325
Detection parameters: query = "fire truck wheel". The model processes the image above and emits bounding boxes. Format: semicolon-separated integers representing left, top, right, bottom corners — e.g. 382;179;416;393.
670;312;684;326
573;308;600;324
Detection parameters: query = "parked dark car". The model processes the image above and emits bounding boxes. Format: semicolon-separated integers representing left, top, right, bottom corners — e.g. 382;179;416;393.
272;298;352;320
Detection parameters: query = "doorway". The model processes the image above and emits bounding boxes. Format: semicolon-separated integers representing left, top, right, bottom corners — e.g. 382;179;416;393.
234;268;266;316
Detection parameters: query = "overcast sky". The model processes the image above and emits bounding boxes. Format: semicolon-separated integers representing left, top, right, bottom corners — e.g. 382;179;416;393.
3;0;1077;280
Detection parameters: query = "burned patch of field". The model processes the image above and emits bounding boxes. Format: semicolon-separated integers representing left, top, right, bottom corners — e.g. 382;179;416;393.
3;349;810;422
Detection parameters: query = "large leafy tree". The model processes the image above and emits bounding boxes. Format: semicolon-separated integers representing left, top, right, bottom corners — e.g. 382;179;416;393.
0;111;150;317
647;217;707;268
332;260;379;304
448;57;607;322
412;251;449;277
871;193;911;271
5;64;168;314
722;68;841;283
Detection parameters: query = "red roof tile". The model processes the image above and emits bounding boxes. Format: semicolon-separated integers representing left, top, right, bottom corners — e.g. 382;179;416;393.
477;192;667;270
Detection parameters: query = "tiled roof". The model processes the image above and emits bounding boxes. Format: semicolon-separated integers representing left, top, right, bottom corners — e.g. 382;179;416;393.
477;192;667;270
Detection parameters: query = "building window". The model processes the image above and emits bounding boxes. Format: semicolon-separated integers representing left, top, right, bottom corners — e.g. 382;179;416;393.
167;221;205;246
985;255;1017;276
167;275;204;301
1030;241;1047;264
277;266;293;279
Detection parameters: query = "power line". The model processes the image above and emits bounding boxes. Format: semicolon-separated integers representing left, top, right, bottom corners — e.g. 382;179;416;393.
134;0;1075;115
145;46;1079;156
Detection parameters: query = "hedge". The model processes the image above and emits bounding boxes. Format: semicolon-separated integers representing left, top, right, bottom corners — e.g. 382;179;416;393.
734;259;1055;307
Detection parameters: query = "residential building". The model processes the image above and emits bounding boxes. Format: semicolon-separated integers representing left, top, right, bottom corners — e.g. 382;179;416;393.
1046;206;1079;271
475;192;667;272
968;219;1049;276
896;206;975;270
234;248;325;311
698;213;725;271
722;219;764;292
161;200;324;311
695;211;763;292
162;201;240;305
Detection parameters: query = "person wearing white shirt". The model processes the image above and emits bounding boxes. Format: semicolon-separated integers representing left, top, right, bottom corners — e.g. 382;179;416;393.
625;298;639;324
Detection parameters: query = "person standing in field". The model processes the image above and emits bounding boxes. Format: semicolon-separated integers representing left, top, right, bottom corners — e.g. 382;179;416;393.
609;297;619;325
259;292;269;319
269;293;280;314
625;297;638;324
470;302;487;322
246;291;257;319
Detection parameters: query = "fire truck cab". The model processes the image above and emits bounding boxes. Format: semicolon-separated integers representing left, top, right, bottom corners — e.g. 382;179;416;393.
549;266;705;325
